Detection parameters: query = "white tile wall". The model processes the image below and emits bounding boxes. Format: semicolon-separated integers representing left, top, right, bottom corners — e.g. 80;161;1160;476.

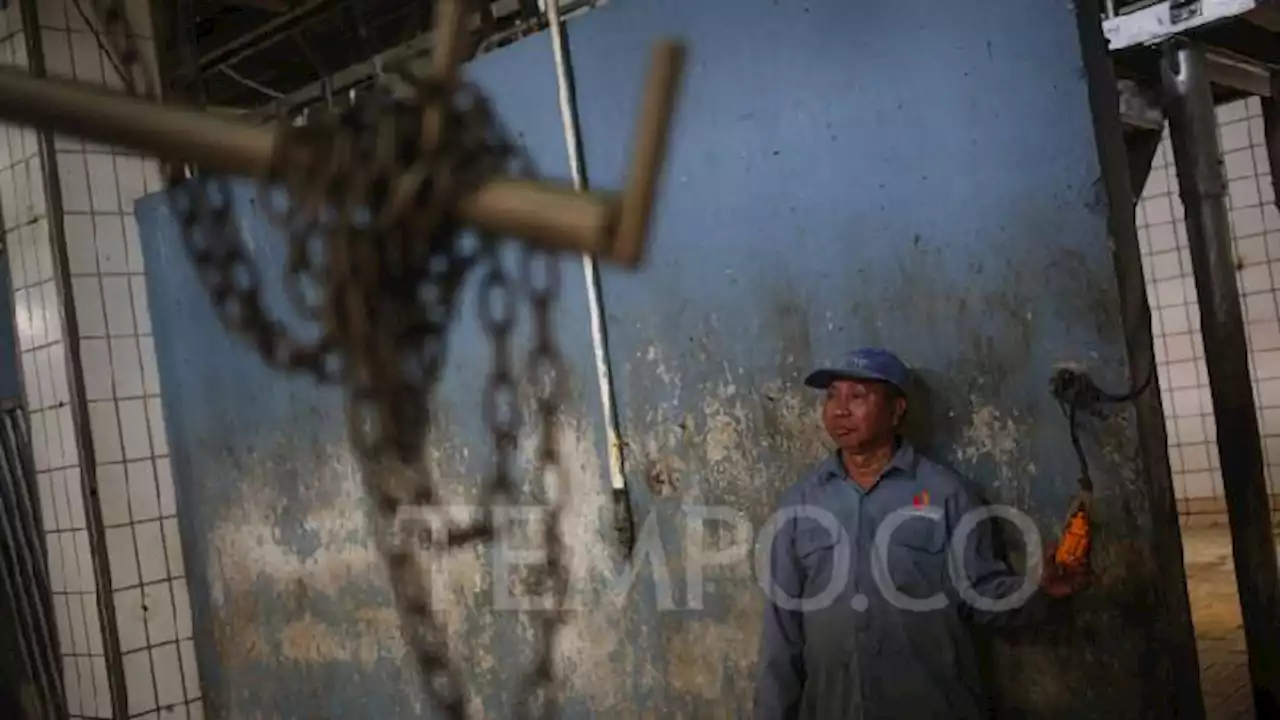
38;0;202;715
0;4;115;717
2;1;202;717
1137;97;1280;510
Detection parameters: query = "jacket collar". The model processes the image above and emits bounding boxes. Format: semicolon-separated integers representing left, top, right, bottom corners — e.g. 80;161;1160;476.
820;436;918;484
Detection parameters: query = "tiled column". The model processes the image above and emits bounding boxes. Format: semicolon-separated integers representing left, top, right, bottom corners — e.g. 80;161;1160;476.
0;0;203;717
0;4;114;718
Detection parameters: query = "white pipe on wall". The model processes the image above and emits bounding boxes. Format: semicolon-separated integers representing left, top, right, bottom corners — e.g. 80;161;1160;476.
542;0;629;493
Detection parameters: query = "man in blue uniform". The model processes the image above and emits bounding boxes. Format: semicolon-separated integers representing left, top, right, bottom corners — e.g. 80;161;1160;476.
753;347;1086;719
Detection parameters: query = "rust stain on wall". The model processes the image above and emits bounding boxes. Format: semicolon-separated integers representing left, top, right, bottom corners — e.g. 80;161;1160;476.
662;594;762;701
278;615;346;663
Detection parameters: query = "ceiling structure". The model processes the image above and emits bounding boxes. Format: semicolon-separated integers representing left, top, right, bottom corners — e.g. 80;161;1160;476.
1106;0;1280;107
164;0;580;114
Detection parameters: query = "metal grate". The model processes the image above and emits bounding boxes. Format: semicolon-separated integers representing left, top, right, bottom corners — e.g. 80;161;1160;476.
0;400;65;719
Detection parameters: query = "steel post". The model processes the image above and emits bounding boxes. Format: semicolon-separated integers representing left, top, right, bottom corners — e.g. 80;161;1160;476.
1162;40;1280;717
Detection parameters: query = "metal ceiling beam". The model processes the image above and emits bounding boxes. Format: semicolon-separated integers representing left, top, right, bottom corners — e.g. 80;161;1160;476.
252;15;472;119
198;0;347;75
253;0;597;117
1194;18;1280;67
1205;48;1274;95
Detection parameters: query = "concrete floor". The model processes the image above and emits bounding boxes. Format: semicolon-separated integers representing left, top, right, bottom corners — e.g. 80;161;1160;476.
1181;523;1280;719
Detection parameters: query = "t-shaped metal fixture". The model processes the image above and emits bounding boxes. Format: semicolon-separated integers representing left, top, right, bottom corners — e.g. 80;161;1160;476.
0;37;686;268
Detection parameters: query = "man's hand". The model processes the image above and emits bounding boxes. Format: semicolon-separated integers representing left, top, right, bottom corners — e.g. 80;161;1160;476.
1039;540;1089;598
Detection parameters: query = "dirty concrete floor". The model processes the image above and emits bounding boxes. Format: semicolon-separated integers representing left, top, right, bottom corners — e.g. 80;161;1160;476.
1182;522;1280;719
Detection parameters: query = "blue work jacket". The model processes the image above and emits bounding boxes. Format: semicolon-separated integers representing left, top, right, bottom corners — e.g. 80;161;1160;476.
753;440;1048;719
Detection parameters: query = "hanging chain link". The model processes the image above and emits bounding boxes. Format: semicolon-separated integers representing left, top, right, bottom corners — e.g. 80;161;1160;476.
518;245;568;720
89;2;569;718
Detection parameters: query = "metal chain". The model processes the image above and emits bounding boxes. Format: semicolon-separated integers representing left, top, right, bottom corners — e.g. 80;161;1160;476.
517;244;568;720
89;0;155;98
91;2;570;718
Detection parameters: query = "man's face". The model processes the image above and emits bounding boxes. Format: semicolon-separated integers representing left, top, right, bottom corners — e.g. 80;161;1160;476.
821;378;905;452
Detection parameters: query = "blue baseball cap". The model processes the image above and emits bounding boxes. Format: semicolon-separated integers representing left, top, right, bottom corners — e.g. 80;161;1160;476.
803;347;910;395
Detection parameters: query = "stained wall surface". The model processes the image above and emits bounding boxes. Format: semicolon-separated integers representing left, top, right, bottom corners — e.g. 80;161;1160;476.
135;0;1200;717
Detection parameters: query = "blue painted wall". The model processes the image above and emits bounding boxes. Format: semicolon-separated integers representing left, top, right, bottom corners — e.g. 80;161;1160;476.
136;0;1198;717
565;0;1194;715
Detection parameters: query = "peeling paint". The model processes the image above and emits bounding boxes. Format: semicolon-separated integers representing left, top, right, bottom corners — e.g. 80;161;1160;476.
957;399;1022;473
207;448;374;612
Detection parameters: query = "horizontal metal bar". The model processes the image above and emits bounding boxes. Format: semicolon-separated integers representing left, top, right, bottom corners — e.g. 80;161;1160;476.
0;66;630;262
613;40;684;266
198;0;346;75
1206;48;1274;96
0;67;277;176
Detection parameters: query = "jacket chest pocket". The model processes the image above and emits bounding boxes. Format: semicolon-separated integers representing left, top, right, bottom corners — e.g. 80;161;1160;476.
794;525;841;587
881;515;948;600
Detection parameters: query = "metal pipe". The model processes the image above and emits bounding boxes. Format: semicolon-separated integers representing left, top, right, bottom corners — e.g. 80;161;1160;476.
1162;40;1280;718
0;37;685;267
1074;2;1203;713
421;0;470;149
0;66;623;260
0;67;277;176
543;0;634;552
198;0;341;74
1204;49;1273;98
431;0;470;80
611;40;684;266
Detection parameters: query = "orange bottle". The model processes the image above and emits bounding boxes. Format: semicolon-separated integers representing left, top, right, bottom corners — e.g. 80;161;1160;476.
1055;504;1091;569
